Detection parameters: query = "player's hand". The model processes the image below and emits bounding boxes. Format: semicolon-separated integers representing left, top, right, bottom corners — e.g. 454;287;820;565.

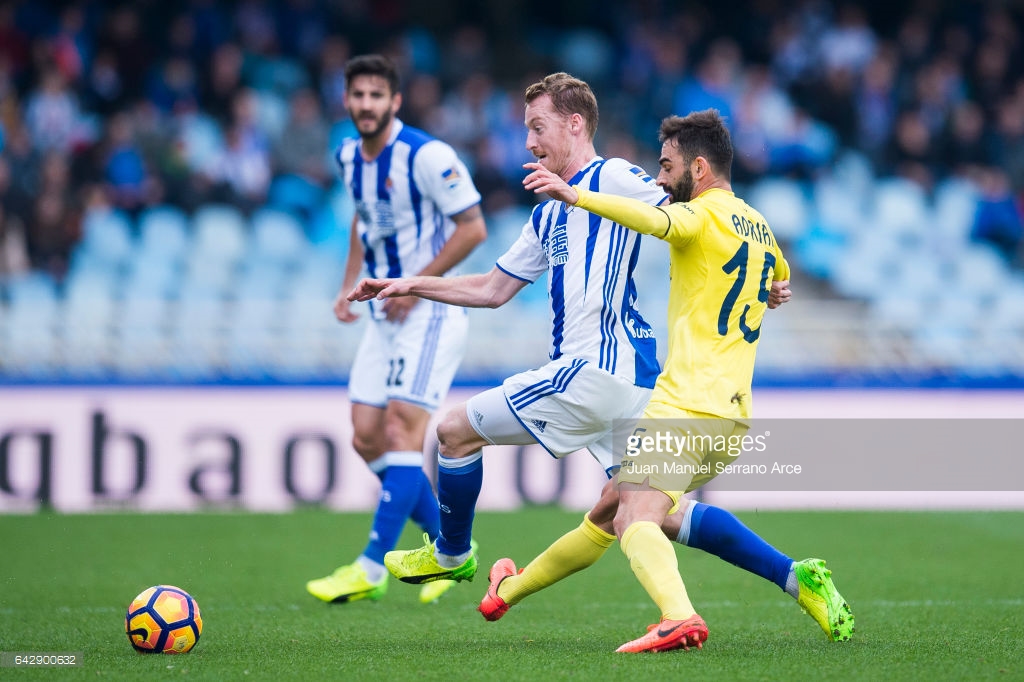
382;295;419;323
768;280;791;309
333;290;359;323
348;277;418;301
523;162;579;204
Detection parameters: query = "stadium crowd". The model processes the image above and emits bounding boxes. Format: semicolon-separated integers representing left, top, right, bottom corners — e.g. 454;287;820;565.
1;0;1023;283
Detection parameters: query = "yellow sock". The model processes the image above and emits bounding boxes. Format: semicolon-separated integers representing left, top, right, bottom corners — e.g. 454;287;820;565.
499;514;615;605
620;521;695;621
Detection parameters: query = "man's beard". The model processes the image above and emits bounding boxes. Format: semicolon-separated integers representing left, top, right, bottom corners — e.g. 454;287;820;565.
668;168;694;203
356;108;393;139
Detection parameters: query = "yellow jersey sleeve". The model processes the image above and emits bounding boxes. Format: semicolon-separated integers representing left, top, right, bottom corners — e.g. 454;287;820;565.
575;187;709;247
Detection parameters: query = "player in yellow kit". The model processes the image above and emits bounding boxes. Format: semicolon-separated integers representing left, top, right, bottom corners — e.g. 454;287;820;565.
522;109;853;653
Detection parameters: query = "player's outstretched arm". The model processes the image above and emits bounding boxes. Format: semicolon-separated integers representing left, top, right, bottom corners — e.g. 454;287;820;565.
380;204;489;323
524;162;673;238
348;267;527;309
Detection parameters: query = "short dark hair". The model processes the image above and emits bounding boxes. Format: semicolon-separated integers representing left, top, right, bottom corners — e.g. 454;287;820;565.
659;110;733;180
524;72;599;140
344;54;400;94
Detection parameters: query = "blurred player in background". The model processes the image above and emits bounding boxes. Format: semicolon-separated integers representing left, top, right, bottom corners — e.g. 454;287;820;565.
306;54;487;606
522;109;854;653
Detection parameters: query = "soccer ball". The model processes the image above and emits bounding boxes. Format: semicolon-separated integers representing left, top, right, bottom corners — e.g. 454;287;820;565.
125;585;202;654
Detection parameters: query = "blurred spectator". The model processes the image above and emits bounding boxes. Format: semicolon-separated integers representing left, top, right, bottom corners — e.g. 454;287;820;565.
0;3;31;89
272;87;330;186
24;67;86;153
1;123;39;216
674;38;740;127
0;157;30;278
97;5;152;101
993;94;1024;192
234;0;279;56
82;48;125;116
202;42;245;126
432;72;508;153
203;122;271;214
971;167;1024;264
889;109;941;189
856;47;899;166
941;100;992;176
401;73;442;131
732;63;796;182
25;177;80;279
146;56;199;115
48;4;91;86
316;35;351;121
165;13;198;62
820;3;877;75
814;66;859;148
101;110;160;214
276;0;328;63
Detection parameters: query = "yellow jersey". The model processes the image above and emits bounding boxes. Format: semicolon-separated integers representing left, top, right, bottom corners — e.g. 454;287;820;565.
574;186;789;421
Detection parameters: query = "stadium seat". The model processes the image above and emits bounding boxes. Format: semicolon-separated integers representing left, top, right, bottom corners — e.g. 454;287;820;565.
746;176;810;242
192;204;248;264
933;178;980;250
951;244;1010;299
76;208;135;270
237;259;290;299
869;294;929;330
4;272;61;373
872;176;929;239
829;229;901;300
250;208;310;265
224;297;282;377
171;297;227;378
114;296;172;376
138;205;190;263
812;176;867;237
125;254;183;300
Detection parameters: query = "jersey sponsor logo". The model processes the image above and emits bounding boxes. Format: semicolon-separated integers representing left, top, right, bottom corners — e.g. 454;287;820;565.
624;316;656;339
531;419;547;433
545;223;569;265
356;199;397;236
441;166;462;189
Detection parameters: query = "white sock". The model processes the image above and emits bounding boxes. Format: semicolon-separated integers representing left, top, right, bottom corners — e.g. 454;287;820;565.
784;562;799;599
434;548;472;569
356;555;387;583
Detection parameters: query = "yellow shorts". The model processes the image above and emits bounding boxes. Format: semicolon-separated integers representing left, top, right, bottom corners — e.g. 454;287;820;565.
617;401;748;511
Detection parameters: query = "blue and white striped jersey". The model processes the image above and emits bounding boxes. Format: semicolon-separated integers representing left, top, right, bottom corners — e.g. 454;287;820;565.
496;157;668;389
336;119;482;318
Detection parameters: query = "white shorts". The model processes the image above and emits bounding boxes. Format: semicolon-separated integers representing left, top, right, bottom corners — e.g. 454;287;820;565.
348;302;468;412
466;357;652;474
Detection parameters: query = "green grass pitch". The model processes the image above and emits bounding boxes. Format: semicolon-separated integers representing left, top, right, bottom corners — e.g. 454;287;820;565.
1;508;1022;681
